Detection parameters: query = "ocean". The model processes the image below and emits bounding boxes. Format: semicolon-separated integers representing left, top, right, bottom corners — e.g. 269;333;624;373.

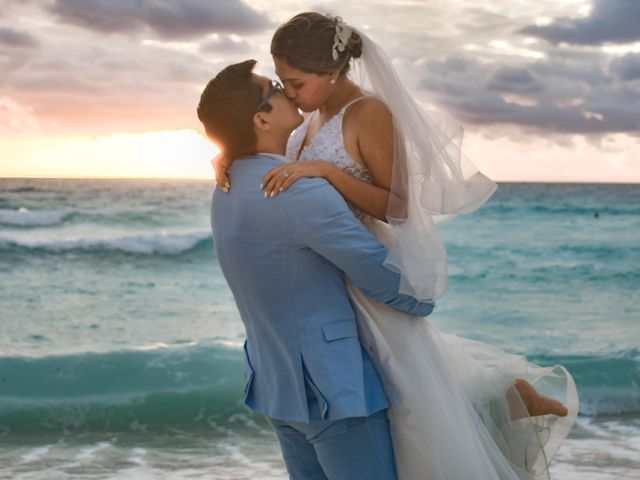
0;178;638;479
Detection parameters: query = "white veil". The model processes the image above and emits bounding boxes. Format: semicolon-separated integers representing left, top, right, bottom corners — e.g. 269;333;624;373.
352;29;498;301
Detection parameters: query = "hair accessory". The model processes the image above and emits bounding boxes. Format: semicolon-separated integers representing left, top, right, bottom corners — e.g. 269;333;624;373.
327;15;352;61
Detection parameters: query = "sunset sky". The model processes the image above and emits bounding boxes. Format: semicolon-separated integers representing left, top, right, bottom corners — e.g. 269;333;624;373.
1;0;639;182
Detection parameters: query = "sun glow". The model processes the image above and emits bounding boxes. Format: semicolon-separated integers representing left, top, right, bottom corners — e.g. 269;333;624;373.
0;129;220;179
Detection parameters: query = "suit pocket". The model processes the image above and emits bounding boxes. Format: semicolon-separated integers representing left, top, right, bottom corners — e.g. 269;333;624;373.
322;320;358;342
242;340;255;398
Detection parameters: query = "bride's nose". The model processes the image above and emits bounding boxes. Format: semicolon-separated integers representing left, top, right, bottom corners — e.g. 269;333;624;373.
283;84;296;100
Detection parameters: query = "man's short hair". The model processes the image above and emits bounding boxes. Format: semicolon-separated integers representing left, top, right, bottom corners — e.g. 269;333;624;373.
197;59;272;159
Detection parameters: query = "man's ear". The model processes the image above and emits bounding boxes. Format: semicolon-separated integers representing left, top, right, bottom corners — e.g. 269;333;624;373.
253;111;271;132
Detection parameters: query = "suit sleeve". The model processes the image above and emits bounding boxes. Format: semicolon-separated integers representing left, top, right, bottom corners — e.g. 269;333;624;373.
292;180;434;317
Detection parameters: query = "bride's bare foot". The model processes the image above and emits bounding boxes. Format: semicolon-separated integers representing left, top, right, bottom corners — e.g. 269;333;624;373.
508;378;568;419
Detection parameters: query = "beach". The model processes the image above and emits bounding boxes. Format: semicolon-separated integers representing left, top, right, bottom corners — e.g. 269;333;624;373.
0;178;638;479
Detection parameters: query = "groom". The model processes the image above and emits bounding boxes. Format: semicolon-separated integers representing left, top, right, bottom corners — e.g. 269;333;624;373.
198;60;435;480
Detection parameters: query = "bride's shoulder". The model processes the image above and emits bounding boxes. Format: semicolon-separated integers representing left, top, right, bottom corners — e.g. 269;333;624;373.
349;96;392;123
346;96;393;136
355;95;390;112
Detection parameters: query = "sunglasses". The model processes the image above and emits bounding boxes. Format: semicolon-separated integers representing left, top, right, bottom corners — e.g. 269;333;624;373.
256;79;284;112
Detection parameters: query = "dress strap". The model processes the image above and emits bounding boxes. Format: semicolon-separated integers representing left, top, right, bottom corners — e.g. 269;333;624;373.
339;96;368;114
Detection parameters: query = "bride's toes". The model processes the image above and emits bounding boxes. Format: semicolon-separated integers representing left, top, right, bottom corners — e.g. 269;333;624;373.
514;378;568;417
535;394;568;417
554;402;569;417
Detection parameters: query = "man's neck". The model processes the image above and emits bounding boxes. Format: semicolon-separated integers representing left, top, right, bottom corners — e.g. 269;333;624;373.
255;134;290;156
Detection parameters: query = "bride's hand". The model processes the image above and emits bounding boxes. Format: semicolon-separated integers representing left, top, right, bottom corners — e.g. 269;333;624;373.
212;153;231;193
261;161;331;198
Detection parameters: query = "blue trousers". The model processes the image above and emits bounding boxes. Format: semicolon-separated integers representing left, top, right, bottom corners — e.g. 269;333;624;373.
267;383;398;480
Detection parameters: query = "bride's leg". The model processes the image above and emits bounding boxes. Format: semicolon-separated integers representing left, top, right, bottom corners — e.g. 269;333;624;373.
507;378;569;419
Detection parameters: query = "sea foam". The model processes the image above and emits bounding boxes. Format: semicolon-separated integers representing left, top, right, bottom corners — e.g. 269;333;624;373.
0;230;212;255
0;208;72;227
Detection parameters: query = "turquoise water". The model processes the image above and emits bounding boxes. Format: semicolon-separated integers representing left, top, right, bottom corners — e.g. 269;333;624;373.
0;179;638;479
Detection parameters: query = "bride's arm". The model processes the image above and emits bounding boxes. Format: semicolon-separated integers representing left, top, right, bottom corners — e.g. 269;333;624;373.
212;153;231;192
326;98;394;221
262;99;394;222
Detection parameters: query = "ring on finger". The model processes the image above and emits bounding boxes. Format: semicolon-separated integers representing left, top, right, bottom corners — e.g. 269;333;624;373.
283;169;291;178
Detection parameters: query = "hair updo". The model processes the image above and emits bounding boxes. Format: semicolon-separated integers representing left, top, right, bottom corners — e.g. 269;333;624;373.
270;12;362;76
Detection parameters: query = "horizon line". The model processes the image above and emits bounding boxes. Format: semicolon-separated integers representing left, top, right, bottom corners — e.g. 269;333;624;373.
1;176;639;185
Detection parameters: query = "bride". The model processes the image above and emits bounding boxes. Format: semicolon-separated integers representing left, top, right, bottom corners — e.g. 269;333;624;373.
215;12;578;480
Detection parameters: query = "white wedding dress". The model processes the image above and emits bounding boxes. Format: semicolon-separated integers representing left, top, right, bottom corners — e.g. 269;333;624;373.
286;98;579;480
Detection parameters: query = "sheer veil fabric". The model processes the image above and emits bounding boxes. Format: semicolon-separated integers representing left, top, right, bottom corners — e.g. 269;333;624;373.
286;25;578;479
347;264;578;480
342;30;579;479
352;29;498;301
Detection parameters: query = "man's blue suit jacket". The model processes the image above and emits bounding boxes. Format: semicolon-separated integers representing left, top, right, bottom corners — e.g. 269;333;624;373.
211;153;434;423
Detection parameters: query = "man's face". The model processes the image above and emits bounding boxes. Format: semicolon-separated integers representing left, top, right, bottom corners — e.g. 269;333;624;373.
254;74;303;134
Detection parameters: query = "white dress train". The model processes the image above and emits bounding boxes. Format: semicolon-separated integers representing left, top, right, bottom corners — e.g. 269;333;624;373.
287;98;579;480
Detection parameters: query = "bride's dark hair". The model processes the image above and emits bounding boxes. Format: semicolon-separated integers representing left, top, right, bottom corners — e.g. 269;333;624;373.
270;12;362;76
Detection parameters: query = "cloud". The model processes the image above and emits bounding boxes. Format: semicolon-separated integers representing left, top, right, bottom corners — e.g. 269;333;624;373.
418;50;640;134
2;0;638;141
1;37;223;134
610;53;640;81
487;66;545;94
520;0;640;45
0;26;41;82
200;35;252;55
0;96;40;134
0;0;276;135
0;27;40;48
49;0;272;40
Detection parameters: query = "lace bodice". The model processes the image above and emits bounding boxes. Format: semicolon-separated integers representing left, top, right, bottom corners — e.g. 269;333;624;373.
286;97;373;219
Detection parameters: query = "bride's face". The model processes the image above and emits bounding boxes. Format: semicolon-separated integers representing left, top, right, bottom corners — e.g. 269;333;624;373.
273;57;332;113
